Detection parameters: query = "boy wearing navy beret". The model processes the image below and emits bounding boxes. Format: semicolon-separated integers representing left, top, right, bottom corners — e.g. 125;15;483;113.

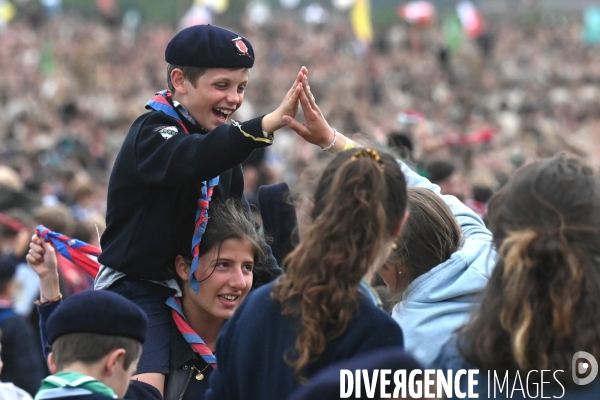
94;24;305;394
33;289;151;400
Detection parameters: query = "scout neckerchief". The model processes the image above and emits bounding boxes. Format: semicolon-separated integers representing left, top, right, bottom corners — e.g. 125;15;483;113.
38;227;218;368
166;296;217;368
35;371;117;399
37;225;101;278
146;90;219;294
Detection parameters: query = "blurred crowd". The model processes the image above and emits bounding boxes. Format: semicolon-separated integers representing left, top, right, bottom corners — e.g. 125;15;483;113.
0;6;599;396
0;9;598;222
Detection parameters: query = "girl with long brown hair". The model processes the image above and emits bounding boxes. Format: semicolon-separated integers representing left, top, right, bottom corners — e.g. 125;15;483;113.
435;153;600;398
278;77;497;368
205;149;408;399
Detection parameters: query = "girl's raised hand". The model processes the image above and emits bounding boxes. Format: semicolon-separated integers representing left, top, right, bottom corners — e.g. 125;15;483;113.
27;234;61;304
261;67;307;133
282;74;349;153
26;234;57;280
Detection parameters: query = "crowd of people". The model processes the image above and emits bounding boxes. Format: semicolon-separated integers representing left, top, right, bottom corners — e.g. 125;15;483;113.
0;9;598;217
0;4;598;400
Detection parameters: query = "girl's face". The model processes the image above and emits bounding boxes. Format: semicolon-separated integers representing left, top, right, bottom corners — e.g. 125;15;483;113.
180;238;254;322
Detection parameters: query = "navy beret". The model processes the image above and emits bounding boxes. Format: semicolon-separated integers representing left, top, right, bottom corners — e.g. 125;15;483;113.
47;290;148;345
165;25;254;69
0;256;18;280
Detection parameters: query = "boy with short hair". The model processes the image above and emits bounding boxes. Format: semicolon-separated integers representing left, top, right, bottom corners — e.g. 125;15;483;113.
34;289;150;400
94;24;306;393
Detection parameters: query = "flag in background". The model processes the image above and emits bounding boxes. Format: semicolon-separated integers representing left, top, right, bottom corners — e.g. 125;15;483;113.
40;0;62;16
197;0;229;15
351;0;372;44
40;41;55;77
398;1;435;27
304;3;328;24
0;0;16;31
180;4;213;28
456;0;484;38
332;0;354;11
583;7;600;45
96;0;116;16
443;15;463;53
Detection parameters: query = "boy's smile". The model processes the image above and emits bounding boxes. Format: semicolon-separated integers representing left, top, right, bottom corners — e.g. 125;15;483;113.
179;68;249;131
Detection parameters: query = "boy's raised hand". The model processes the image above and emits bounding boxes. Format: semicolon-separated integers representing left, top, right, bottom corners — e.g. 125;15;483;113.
261;67;307;134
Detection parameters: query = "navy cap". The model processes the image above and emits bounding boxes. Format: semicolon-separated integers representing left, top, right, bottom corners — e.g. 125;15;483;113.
46;290;148;345
165;25;254;69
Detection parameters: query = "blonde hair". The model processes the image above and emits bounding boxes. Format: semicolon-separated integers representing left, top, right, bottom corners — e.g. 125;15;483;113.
0;166;22;191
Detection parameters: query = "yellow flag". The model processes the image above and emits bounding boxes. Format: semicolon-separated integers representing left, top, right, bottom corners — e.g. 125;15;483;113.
351;0;372;44
196;0;229;14
0;1;16;23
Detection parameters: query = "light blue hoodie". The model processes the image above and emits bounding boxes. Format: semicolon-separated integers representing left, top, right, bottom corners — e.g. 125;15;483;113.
391;161;498;366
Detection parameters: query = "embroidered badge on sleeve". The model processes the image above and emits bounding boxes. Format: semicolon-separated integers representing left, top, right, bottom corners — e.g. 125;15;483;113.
154;126;179;140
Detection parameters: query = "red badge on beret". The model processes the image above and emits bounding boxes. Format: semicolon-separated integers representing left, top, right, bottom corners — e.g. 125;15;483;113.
232;36;253;59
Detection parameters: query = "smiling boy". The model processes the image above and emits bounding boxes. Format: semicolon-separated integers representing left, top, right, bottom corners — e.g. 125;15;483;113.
94;25;304;394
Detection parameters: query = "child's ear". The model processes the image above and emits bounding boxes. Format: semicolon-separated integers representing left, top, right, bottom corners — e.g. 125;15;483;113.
170;68;187;95
175;255;191;281
48;352;58;374
105;348;126;376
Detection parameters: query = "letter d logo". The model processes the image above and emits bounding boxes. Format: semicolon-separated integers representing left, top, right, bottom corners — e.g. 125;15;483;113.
572;351;598;385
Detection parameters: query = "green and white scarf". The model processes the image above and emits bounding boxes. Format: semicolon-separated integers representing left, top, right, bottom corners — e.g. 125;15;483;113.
35;371;117;399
